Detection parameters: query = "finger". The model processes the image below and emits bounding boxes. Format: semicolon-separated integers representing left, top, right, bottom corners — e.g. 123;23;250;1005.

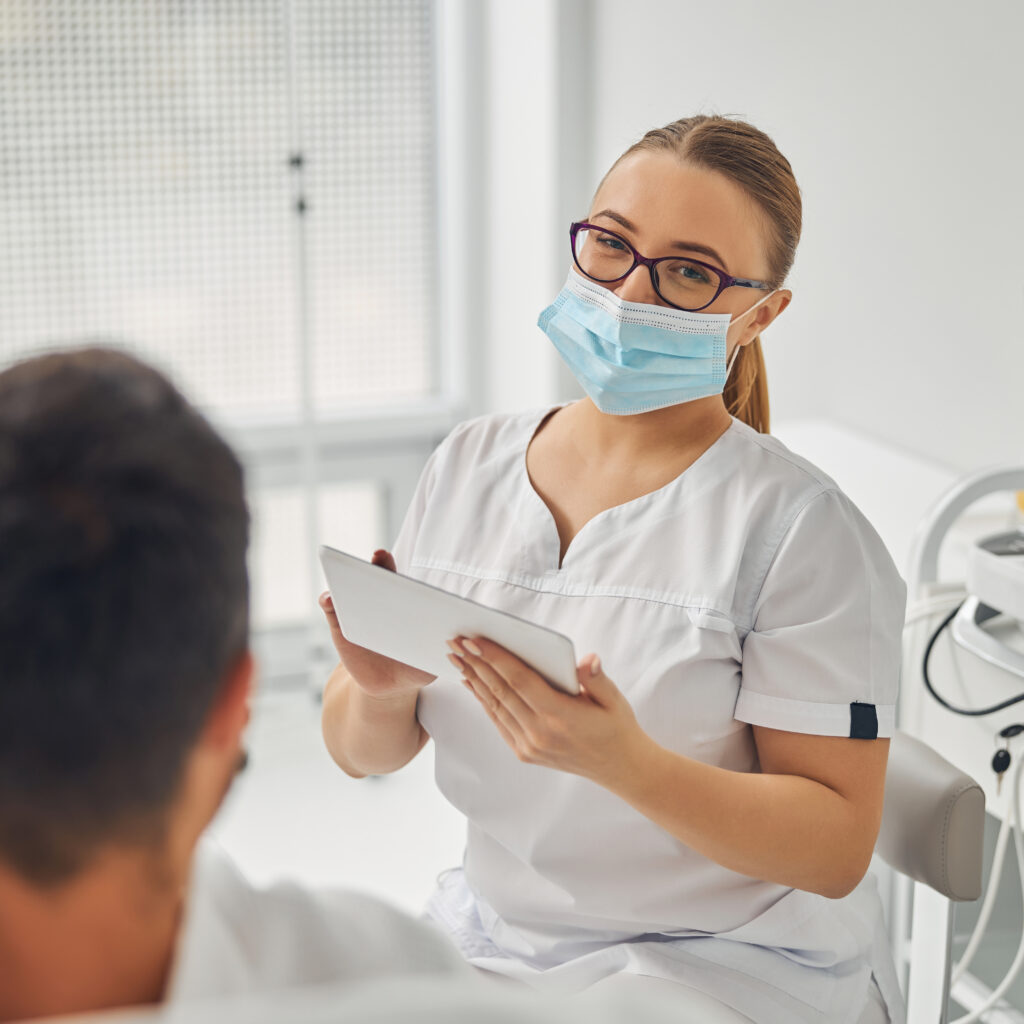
457;655;526;727
456;636;559;713
462;676;520;749
450;639;536;725
371;549;397;573
448;650;486;691
319;591;347;649
575;653;620;708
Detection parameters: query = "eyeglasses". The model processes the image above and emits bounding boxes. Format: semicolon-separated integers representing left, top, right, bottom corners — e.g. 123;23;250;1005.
570;221;771;312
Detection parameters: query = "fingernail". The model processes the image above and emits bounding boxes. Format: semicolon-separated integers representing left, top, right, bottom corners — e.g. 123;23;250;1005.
321;592;333;608
447;653;465;671
463;639;483;657
590;655;601;677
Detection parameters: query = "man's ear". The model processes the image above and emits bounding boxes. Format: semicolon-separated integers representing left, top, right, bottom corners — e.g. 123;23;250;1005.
200;651;255;754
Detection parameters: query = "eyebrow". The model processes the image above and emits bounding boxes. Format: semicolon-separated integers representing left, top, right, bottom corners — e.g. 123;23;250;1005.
590;209;731;272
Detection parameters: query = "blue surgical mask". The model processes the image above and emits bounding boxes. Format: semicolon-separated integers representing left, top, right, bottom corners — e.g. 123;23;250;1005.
538;271;775;416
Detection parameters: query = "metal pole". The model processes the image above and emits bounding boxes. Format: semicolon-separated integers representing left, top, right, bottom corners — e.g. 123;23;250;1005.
284;0;325;697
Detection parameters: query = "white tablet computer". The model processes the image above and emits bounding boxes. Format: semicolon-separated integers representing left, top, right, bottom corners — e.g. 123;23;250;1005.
319;545;580;695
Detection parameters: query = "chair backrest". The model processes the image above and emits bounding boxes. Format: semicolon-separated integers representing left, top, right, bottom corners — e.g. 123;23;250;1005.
876;730;985;901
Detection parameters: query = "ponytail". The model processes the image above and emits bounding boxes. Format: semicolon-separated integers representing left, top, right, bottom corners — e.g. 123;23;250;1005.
724;338;769;434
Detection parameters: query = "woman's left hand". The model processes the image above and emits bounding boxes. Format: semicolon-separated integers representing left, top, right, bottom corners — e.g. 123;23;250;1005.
447;637;648;785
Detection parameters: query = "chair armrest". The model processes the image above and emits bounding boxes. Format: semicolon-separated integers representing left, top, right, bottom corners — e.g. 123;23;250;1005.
876;730;985;901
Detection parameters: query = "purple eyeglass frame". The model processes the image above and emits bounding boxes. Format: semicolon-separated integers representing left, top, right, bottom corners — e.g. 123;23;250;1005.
569;221;771;312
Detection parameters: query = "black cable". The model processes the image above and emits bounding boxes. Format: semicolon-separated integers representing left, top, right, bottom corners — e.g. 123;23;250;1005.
922;600;1024;716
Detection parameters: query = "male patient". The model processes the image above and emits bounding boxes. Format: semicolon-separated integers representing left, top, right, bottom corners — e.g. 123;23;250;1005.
0;348;468;1021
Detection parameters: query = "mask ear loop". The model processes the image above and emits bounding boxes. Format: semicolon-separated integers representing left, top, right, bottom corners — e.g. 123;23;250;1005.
724;344;742;385
724;289;777;385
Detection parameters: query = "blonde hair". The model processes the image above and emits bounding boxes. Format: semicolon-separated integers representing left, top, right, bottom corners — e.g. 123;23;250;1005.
608;116;802;433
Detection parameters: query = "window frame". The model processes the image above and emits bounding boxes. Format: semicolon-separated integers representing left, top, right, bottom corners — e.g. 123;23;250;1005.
243;0;483;687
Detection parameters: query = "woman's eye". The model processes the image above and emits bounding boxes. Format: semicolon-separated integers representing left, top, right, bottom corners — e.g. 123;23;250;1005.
590;232;627;252
672;262;712;283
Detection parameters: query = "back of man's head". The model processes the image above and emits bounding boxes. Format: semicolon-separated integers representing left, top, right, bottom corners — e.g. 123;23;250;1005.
0;347;249;887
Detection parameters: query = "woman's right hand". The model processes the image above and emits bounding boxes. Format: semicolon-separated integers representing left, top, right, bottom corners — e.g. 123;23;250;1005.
319;548;435;699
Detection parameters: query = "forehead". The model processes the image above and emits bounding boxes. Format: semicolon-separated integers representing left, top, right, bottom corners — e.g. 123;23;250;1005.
591;151;769;275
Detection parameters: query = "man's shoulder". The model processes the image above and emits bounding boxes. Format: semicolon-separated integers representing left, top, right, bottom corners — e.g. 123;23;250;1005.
169;841;467;1002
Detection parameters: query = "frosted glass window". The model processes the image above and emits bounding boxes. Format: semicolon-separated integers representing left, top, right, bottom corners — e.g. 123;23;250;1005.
250;482;384;630
0;0;437;422
251;489;311;630
298;1;437;411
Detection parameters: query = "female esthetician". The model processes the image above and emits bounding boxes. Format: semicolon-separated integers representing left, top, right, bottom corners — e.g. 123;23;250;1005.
320;116;905;1024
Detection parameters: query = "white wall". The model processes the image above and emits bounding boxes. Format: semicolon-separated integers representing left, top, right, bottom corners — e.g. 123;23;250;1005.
587;0;1024;473
475;0;590;415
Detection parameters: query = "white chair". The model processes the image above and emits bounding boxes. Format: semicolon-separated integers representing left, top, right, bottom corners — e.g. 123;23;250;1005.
876;730;986;1024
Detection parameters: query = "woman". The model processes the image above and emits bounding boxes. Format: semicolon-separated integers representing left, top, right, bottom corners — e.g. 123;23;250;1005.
320;116;904;1024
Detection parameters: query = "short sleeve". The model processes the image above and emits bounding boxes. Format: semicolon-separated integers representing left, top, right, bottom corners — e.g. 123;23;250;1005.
734;488;906;739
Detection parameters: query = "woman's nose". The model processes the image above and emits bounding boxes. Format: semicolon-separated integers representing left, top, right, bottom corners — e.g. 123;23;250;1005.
613;264;662;306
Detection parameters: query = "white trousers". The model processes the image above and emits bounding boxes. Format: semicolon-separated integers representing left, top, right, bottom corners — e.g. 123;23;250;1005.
584;973;889;1024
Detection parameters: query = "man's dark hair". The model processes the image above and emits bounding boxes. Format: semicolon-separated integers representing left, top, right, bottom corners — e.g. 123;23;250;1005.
0;347;249;885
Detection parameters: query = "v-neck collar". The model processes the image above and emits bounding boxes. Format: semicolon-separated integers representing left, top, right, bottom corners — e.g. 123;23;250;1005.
518;403;737;572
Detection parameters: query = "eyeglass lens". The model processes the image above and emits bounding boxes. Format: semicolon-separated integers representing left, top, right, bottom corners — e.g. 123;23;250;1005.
573;226;721;311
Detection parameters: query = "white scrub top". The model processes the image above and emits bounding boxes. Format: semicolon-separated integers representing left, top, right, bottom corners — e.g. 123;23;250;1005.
392;406;908;1024
165;839;469;1002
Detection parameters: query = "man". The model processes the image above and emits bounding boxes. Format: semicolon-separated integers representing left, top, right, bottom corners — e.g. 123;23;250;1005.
0;348;468;1022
